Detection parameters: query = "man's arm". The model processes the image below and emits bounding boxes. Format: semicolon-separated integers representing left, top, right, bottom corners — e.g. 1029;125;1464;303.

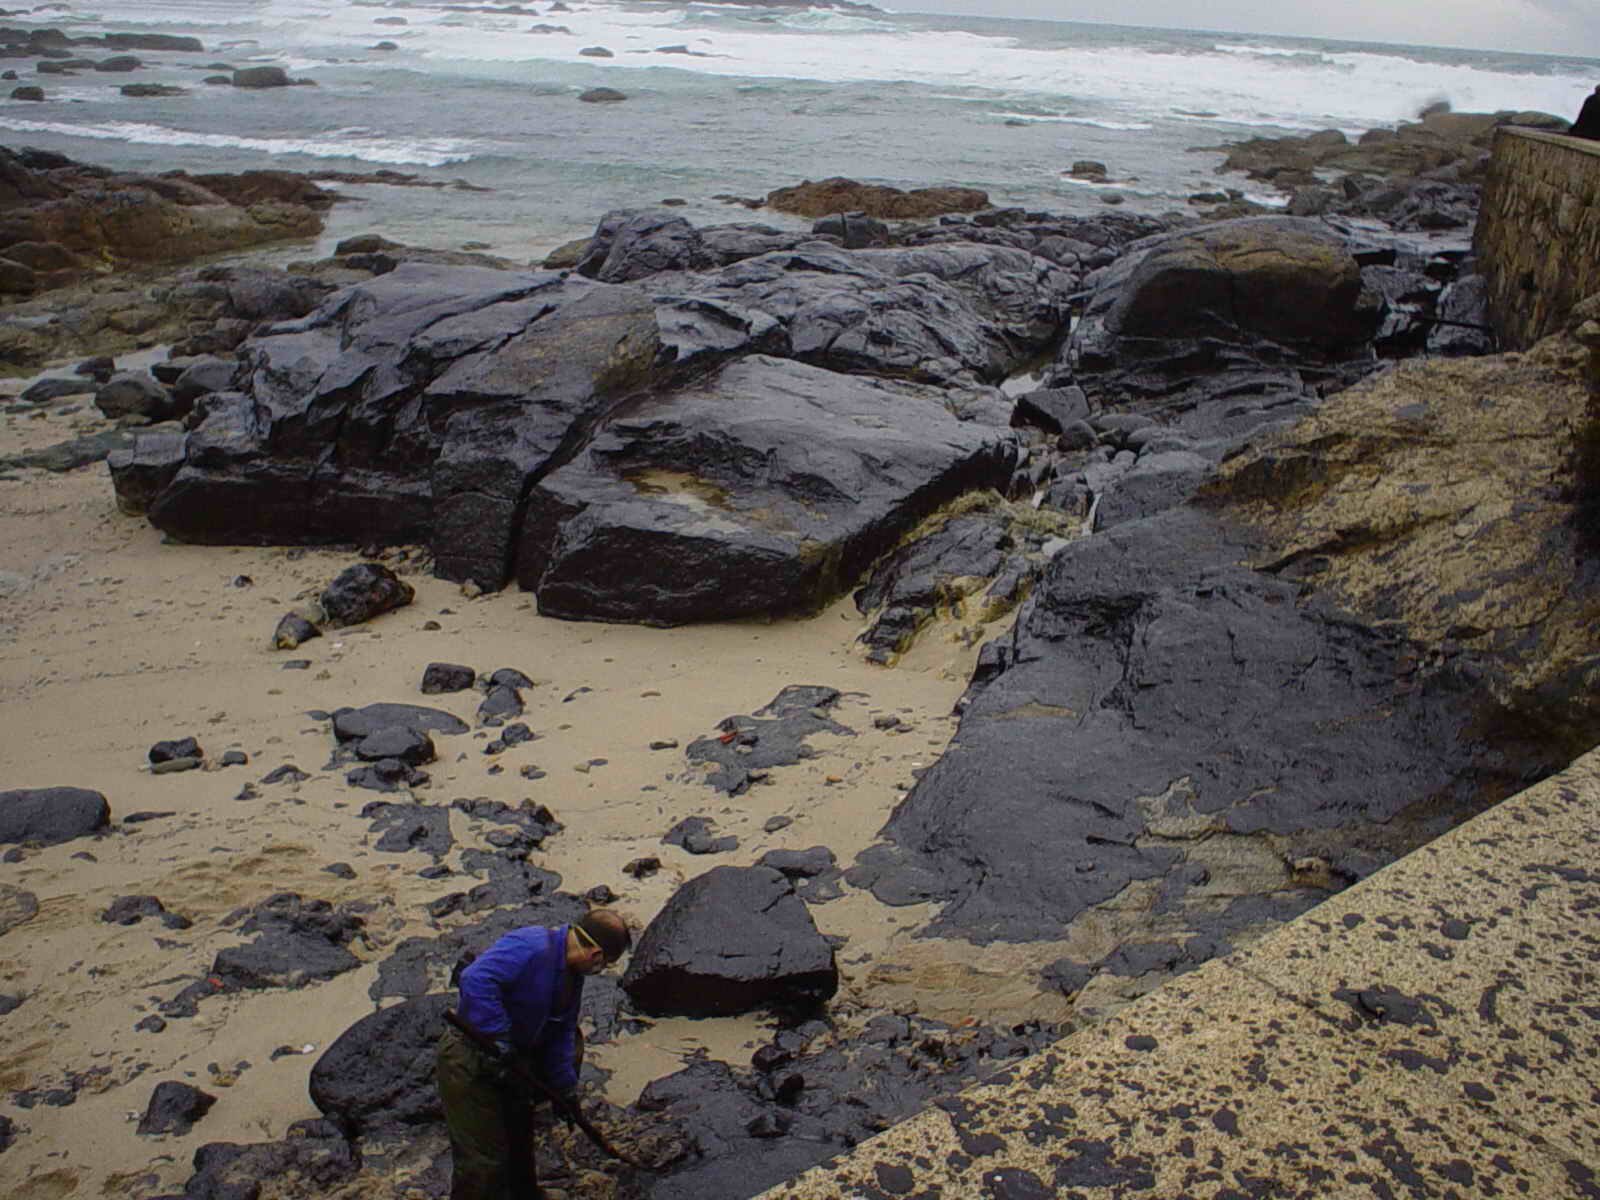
537;998;581;1094
456;935;529;1040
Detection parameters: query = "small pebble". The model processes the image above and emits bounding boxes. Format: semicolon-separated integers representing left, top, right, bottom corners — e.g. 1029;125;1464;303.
623;856;660;879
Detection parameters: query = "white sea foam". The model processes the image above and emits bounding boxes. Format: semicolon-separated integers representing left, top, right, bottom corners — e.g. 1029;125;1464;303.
0;116;478;166
1213;42;1333;61
994;111;1153;131
9;0;1598;236
44;0;1596;134
41;1;263;30
773;10;898;35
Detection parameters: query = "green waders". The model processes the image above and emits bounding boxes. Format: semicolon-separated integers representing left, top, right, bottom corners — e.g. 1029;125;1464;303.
435;1023;584;1200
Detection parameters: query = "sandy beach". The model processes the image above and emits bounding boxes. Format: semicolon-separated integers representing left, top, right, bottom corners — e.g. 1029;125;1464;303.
0;377;1079;1198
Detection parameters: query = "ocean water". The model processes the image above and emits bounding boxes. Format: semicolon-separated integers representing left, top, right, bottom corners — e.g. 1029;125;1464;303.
2;0;1597;262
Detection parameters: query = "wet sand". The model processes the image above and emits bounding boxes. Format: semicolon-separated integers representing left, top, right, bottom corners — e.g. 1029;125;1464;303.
0;386;1072;1198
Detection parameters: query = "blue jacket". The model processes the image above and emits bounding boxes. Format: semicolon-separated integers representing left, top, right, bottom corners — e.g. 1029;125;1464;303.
457;924;582;1093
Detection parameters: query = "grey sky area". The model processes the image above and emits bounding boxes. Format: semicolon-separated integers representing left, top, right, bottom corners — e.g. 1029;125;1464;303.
899;1;1600;60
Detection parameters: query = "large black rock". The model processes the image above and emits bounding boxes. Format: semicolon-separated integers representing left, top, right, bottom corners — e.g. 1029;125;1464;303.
847;506;1494;947
621;866;838;1016
0;787;109;845
516;355;1018;624
1051;216;1384;411
308;992;453;1134
115;265;664;592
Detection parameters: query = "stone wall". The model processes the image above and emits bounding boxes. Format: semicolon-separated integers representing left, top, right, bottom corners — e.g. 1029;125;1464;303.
1476;127;1600;350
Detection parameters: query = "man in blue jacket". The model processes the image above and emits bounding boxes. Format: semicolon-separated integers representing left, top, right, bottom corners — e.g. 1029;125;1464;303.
437;909;632;1200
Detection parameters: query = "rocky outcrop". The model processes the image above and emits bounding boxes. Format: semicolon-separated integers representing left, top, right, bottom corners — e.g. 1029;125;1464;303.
330;703;468;743
1215;108;1566;191
621;866;839;1015
849;505;1492;944
852;499;1054;664
113;227;1064;618
0;27;203;57
647;240;1071;385
849;328;1592;1013
0;149;330;298
163;1120;359;1198
1211;332;1599;756
766;177;990;219
0;261;331;372
231;66;293;89
1207;109;1569;232
108;205;1479;635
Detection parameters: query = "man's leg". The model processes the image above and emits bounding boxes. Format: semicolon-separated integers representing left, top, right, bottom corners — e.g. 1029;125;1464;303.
502;1085;536;1197
437;1026;518;1200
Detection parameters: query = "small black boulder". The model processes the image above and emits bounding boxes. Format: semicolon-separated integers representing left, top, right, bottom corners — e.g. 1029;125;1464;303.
137;1080;216;1136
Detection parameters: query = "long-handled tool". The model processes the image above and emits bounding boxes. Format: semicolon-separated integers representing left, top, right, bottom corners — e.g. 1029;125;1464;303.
445;1008;654;1170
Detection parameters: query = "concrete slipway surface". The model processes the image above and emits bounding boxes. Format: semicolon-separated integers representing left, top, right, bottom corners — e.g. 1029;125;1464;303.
756;749;1600;1199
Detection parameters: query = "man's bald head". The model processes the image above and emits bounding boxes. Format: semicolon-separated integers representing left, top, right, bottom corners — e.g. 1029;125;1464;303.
576;908;632;964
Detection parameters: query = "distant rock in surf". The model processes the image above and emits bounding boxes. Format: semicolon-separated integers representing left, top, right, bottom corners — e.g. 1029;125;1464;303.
767;176;990;219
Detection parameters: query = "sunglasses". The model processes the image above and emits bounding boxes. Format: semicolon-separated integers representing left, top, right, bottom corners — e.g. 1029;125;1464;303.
572;924;617;965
